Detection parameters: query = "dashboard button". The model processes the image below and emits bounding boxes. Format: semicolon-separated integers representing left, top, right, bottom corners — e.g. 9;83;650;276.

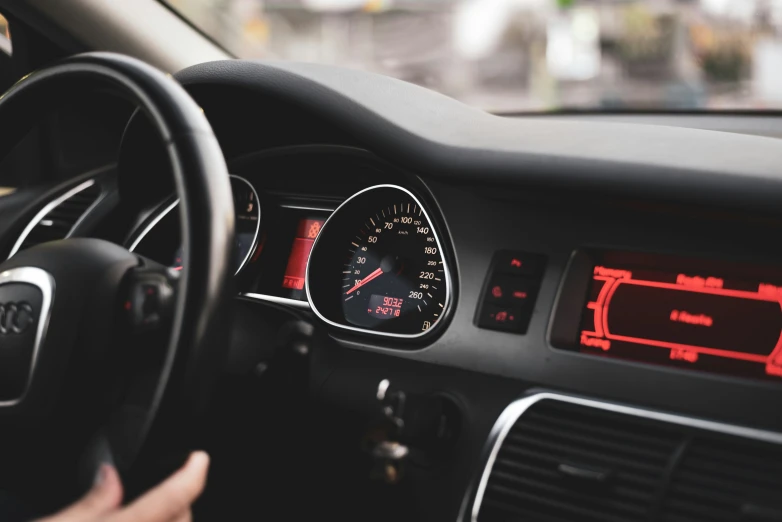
477;305;529;333
485;275;535;305
495;251;545;276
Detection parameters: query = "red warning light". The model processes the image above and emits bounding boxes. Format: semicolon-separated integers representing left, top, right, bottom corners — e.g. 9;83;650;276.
282;218;325;292
510;258;522;268
491;286;503;298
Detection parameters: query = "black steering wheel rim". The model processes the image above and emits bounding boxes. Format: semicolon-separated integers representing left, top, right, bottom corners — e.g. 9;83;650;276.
0;52;235;495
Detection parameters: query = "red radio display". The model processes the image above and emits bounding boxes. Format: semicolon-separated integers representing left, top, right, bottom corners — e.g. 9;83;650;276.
282;218;324;291
577;251;782;381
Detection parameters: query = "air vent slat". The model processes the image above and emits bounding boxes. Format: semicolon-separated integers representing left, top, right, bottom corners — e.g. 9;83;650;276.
489;470;653;513
11;181;100;256
502;435;667;474
494;456;660;489
485;483;645;522
523;409;680;451
661;436;782;522
507;422;672;463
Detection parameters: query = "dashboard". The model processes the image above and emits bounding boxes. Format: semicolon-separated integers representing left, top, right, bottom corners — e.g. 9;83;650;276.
15;58;782;522
116;57;782;429
121;128;782;429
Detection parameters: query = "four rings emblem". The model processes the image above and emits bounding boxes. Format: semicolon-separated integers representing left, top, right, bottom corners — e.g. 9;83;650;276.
0;302;35;334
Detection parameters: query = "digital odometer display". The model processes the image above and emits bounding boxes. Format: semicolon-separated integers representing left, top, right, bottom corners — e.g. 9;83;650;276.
306;185;451;338
574;250;782;381
368;294;403;319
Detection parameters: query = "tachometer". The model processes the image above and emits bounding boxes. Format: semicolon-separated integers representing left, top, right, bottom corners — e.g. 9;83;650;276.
307;185;452;338
129;175;260;275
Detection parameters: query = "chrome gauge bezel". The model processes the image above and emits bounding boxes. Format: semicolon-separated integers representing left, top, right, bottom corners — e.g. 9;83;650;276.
305;184;453;340
128;174;261;276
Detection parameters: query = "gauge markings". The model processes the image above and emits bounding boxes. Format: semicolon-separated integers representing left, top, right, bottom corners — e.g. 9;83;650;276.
309;187;448;337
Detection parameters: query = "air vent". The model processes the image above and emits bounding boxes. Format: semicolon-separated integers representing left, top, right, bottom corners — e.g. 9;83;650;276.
472;395;782;522
9;179;100;257
662;437;782;522
479;400;680;522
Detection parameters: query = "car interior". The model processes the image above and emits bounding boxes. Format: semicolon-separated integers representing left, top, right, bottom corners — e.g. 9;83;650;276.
0;1;781;521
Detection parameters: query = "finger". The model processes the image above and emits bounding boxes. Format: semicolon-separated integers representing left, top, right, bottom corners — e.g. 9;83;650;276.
113;451;209;522
36;464;123;521
171;510;192;522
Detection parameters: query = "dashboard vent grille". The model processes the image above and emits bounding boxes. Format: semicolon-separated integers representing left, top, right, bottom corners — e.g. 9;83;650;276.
12;180;100;255
661;436;782;522
479;399;681;522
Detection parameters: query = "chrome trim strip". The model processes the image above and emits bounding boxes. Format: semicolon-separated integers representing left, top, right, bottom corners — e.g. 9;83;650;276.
544;249;577;345
279;203;336;212
230;175;262;275
305;184;453;339
0;267;55;407
240;293;311;309
127;199;179;253
468;392;782;522
68;187;107;235
128;175;262;276
8;179;96;258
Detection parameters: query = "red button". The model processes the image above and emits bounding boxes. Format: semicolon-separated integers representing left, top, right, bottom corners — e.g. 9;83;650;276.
495;251;544;276
485;275;535;305
478;305;529;333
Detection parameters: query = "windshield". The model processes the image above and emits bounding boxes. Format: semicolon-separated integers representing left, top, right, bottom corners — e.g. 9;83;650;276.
165;0;782;113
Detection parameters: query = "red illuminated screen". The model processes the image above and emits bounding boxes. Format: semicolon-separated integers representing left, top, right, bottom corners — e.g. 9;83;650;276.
282;219;324;291
368;294;403;319
578;251;782;381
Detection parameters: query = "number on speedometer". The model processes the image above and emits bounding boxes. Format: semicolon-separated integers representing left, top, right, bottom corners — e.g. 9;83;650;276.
342;201;447;332
306;185;452;338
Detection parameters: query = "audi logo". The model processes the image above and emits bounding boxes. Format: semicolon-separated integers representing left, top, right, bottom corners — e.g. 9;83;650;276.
0;302;35;334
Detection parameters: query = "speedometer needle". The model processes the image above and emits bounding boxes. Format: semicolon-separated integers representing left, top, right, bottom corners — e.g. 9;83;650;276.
346;266;384;294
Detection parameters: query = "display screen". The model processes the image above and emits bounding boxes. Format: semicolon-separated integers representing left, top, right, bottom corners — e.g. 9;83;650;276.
576;251;782;381
282;218;324;291
367;294;404;319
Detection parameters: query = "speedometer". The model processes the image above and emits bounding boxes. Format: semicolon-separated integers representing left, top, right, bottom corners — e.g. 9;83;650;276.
307;185;452;338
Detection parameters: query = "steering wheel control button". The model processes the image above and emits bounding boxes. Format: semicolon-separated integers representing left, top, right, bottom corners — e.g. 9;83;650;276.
494;250;545;277
478;305;529;333
0;281;45;402
485;275;535;306
475;251;546;334
125;268;175;334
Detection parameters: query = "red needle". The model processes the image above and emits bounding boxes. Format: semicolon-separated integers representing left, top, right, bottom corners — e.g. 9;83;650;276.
346;266;384;294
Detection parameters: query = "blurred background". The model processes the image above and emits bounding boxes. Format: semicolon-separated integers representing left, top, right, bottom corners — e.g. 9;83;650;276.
165;0;782;113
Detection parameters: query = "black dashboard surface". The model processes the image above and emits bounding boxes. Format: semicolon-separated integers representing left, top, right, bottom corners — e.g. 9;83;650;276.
177;60;782;213
169;60;782;436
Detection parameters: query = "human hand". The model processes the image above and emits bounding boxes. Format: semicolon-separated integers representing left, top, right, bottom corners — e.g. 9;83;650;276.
36;451;209;522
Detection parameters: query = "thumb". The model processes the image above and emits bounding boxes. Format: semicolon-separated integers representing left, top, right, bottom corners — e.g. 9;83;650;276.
36;464;124;521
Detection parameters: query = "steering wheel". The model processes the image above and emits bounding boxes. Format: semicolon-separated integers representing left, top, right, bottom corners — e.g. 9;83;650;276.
0;53;234;508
